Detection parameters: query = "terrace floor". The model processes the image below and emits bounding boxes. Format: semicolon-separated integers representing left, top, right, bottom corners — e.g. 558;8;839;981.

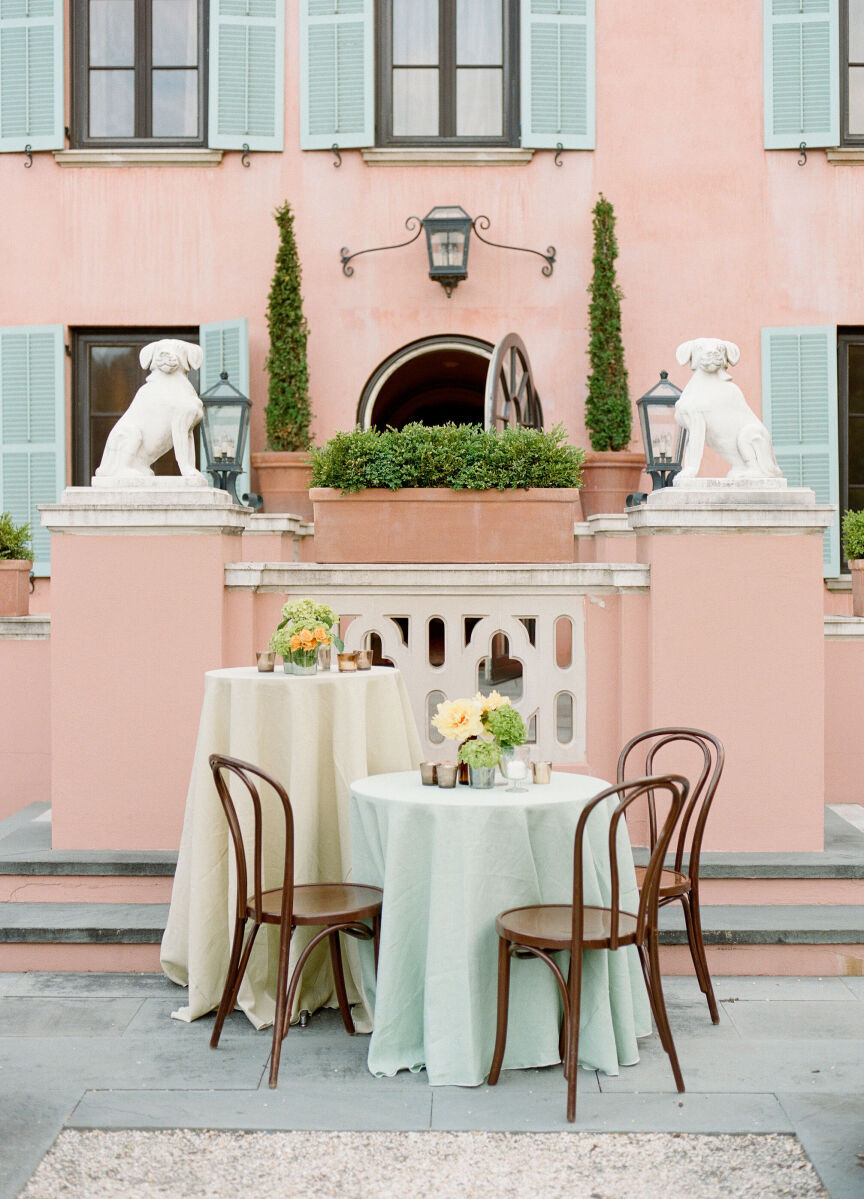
0;971;862;1198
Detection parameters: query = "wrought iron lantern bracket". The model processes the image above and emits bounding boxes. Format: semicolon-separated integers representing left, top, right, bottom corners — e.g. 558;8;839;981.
471;216;556;278
340;217;423;276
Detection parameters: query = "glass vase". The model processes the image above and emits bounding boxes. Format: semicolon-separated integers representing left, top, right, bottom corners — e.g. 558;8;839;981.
290;650;319;676
468;765;497;789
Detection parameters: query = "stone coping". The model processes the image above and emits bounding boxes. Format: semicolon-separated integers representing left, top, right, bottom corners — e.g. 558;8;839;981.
824;615;864;639
360;147;534;166
244;513;313;535
628;484;835;534
53;149;223;167
224;561;652;595
0;615;50;640
40;485;248;534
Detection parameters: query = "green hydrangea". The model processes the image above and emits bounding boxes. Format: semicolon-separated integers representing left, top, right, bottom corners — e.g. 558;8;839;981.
457;737;501;769
484;705;526;748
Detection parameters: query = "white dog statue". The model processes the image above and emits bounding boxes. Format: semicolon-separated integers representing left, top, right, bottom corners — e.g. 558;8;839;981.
94;338;206;482
673;338;783;482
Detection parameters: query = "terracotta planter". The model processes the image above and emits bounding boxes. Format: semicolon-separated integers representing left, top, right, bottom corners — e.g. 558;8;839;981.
850;559;864;617
310;487;583;564
579;451;645;517
0;560;32;617
251;451;313;518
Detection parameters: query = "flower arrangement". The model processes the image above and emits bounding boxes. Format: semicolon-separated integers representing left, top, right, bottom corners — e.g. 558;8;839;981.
269;598;344;670
484;703;527;748
457;737;501;770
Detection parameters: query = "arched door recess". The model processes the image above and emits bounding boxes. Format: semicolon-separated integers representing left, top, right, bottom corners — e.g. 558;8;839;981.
357;335;493;430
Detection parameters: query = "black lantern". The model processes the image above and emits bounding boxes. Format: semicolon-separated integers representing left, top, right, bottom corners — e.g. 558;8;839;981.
421;205;473;297
200;371;261;508
626;371;688;507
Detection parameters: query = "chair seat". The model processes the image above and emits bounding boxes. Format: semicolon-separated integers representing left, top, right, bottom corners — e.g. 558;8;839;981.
496;903;638;950
251;882;383;925
634;864;690;896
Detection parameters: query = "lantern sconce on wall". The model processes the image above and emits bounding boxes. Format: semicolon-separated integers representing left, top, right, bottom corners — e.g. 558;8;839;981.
340;206;556;298
626;371;688;508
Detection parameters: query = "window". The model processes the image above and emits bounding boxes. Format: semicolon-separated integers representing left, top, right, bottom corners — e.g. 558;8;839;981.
376;0;518;146
842;0;864;142
838;333;864;552
72;329;199;484
71;0;207;147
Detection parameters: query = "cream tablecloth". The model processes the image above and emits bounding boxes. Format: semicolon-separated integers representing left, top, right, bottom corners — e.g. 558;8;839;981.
350;771;652;1086
161;666;422;1030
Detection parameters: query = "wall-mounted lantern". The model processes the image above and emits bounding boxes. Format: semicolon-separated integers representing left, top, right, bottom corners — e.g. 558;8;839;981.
340;206;556;298
627;371;687;507
200;371;261;509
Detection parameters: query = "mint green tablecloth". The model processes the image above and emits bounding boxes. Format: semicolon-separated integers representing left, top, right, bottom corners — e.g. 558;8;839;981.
350;771;651;1087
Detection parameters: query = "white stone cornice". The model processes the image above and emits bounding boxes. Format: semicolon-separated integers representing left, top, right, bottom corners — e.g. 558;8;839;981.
360;147;534;167
824;615;864;639
244;513;314;536
0;615;50;640
628;484;835;534
40;485;248;535
224;561;650;595
53;149;223;167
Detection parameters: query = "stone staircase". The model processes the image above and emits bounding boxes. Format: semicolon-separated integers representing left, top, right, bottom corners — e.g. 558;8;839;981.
0;803;862;976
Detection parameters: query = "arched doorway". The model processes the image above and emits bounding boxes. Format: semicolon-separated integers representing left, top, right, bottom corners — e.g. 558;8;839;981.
357;335;493;430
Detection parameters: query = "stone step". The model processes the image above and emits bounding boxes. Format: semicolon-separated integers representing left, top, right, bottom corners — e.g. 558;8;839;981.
0;902;860;976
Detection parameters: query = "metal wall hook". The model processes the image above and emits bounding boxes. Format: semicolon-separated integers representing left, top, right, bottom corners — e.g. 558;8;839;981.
331;143;342;167
23;145;32;168
471;216;556;277
798;141;807;166
340;216;423;277
554;142;564;167
241;143;251;168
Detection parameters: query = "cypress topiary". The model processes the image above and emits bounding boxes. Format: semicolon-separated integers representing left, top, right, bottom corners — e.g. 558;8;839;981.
264;202;312;451
585;194;631;452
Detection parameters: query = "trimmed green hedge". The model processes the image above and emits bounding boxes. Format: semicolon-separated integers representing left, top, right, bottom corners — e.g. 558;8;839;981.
842;509;864;561
0;511;32;561
309;423;584;493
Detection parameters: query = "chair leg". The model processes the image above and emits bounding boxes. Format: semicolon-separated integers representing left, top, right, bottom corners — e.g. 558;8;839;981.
684;889;719;1024
329;930;355;1035
211;917;256;1050
269;921;295;1090
637;942;672;1055
565;947;583;1124
487;938;512;1086
647;930;685;1093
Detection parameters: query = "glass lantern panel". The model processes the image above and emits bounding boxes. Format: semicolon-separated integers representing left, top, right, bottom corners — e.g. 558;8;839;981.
643;403;680;468
428;229;466;267
204;404;243;461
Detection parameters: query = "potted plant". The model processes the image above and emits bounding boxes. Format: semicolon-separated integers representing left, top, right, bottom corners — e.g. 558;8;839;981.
457;735;501;789
0;512;33;617
252;202;315;517
309;423;584;564
842;510;864;616
581;194;644;516
268;598;343;674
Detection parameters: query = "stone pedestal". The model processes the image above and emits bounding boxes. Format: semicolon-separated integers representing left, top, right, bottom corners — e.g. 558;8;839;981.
40;485;247;850
627;482;834;851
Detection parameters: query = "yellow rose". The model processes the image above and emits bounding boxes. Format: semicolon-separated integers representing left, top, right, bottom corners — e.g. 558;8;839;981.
431;698;484;742
474;690;511;715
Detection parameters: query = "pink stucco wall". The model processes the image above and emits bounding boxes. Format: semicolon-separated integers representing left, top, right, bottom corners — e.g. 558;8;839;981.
0;0;861;472
0;638;50;818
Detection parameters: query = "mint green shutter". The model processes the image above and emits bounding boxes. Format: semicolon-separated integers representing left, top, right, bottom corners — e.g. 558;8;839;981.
0;325;65;576
761;326;839;576
763;0;838;148
0;0;64;152
200;319;251;504
208;0;285;151
521;0;595;150
299;0;374;150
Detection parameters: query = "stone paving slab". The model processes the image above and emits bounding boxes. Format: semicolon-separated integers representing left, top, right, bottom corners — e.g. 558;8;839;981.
0;1084;82;1199
709;976;862;1002
429;1088;794;1133
725;999;864;1040
778;1094;864;1199
0;997;143;1037
840;975;864;996
6;971;181;997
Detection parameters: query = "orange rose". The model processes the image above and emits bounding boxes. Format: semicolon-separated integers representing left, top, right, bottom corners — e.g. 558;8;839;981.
313;626;329;643
299;628;315;646
289;634;302;651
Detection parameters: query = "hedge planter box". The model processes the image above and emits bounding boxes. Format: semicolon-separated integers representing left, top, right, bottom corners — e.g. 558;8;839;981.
0;560;32;617
311;488;583;564
251;451;313;518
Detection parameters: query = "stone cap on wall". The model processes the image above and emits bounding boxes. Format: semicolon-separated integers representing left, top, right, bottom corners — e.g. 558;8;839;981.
40;483;249;535
627;481;835;535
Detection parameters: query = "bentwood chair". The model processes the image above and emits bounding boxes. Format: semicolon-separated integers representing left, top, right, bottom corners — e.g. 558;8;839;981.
208;754;383;1088
618;728;725;1023
488;775;688;1122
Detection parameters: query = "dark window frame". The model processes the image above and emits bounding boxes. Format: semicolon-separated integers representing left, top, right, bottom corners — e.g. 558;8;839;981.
841;0;864;146
375;0;519;147
70;0;208;149
72;327;199;485
837;328;864;568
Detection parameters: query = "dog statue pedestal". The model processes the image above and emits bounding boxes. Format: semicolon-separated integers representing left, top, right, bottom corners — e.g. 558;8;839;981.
39;485;249;850
627;484;834;851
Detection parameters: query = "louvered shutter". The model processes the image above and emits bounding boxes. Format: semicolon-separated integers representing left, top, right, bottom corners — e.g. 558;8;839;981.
763;0;838;149
199;319;252;504
208;0;285;151
299;0;373;150
0;325;65;576
0;0;64;152
761;326;839;576
521;0;595;150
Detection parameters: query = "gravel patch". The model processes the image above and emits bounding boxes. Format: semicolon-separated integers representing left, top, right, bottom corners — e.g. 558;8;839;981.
19;1129;827;1199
